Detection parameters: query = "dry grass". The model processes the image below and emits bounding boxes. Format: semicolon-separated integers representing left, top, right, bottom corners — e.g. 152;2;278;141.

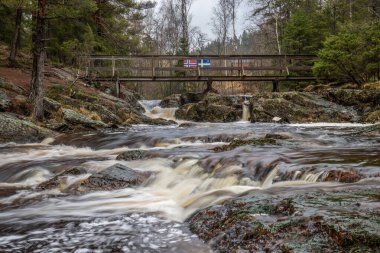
364;81;380;90
79;107;101;121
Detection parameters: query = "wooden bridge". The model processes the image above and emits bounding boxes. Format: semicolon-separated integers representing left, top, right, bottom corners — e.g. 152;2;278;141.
84;54;318;95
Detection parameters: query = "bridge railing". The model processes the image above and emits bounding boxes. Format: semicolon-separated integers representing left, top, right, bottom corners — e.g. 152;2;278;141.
85;54;317;82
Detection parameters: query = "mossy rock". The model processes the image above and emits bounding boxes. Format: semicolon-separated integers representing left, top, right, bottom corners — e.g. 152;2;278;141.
0;113;54;143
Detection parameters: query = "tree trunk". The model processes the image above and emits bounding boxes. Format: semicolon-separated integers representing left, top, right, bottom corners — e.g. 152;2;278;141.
29;0;46;122
181;0;189;54
9;7;23;66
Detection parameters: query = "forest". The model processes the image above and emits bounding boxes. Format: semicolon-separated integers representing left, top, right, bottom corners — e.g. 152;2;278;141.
1;2;380;252
0;0;380;110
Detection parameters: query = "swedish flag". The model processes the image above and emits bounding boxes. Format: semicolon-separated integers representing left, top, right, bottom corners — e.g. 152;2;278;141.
198;59;211;68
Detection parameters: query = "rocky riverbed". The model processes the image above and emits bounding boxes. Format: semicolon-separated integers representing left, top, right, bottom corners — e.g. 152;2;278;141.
0;119;379;252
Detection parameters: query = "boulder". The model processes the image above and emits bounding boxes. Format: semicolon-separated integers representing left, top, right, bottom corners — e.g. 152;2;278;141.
159;94;182;108
0;90;11;111
0;113;54;143
62;108;107;129
176;103;240;122
122;90;145;112
78;164;152;191
249;92;355;123
37;167;88;191
179;92;204;105
116;150;149;161
83;103;121;125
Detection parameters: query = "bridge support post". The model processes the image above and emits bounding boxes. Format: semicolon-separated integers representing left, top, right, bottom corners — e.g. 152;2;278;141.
272;80;280;92
116;77;120;98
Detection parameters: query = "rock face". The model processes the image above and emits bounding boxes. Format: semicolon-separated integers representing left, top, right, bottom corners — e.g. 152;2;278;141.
0;91;11;111
249;92;355;123
159;94;182;108
320;89;380;122
62;108;108;129
176;102;240;122
174;92;246;122
0;113;54;143
160;92;204;108
187;183;380;253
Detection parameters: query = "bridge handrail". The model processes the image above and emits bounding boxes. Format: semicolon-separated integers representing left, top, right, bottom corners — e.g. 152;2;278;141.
88;54;317;60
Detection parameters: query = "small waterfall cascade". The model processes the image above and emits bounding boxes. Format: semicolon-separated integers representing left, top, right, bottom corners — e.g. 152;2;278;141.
242;99;251;121
139;100;178;121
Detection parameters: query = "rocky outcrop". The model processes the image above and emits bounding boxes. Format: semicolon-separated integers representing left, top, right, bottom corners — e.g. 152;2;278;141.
174;92;245;122
0;113;54;143
187;183;380;253
62;108;108;129
159;94;182;108
249;92;355;123
320;89;380;122
0;90;11;111
176;102;240;122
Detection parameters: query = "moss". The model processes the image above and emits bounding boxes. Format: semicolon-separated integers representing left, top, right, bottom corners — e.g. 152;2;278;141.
72;91;99;103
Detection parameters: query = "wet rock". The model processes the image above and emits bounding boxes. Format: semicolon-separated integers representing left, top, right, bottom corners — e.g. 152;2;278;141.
176;103;240;123
116;150;149;161
324;170;362;183
159;94;182;108
62;108;108;129
265;133;291;140
187;184;380;253
213;138;277;152
78;164;153;191
250;92;354;123
320;89;380;122
180;92;204;105
122;90;145;112
0;90;11;111
179;122;196;128
0;113;54;143
37;167;88;191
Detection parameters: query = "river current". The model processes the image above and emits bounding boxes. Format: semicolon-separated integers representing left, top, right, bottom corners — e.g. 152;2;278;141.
0;101;379;252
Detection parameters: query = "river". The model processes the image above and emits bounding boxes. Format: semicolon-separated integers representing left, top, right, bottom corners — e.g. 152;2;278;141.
0;101;379;252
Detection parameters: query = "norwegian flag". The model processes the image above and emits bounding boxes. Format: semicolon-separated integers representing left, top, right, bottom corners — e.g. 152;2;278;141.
184;58;198;68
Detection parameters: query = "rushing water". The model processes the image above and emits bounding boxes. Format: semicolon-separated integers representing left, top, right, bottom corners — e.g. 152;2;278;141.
0;101;379;252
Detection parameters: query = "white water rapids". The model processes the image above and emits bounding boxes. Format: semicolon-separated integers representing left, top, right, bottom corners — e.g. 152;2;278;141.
0;101;378;252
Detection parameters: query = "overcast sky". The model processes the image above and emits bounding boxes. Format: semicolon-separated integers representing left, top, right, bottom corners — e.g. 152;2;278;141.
154;0;249;40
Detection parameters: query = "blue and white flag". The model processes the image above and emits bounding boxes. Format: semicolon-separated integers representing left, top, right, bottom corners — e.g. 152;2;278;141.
198;59;211;68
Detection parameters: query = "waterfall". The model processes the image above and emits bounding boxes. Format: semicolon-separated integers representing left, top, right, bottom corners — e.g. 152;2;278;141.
139;100;178;121
242;100;251;121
